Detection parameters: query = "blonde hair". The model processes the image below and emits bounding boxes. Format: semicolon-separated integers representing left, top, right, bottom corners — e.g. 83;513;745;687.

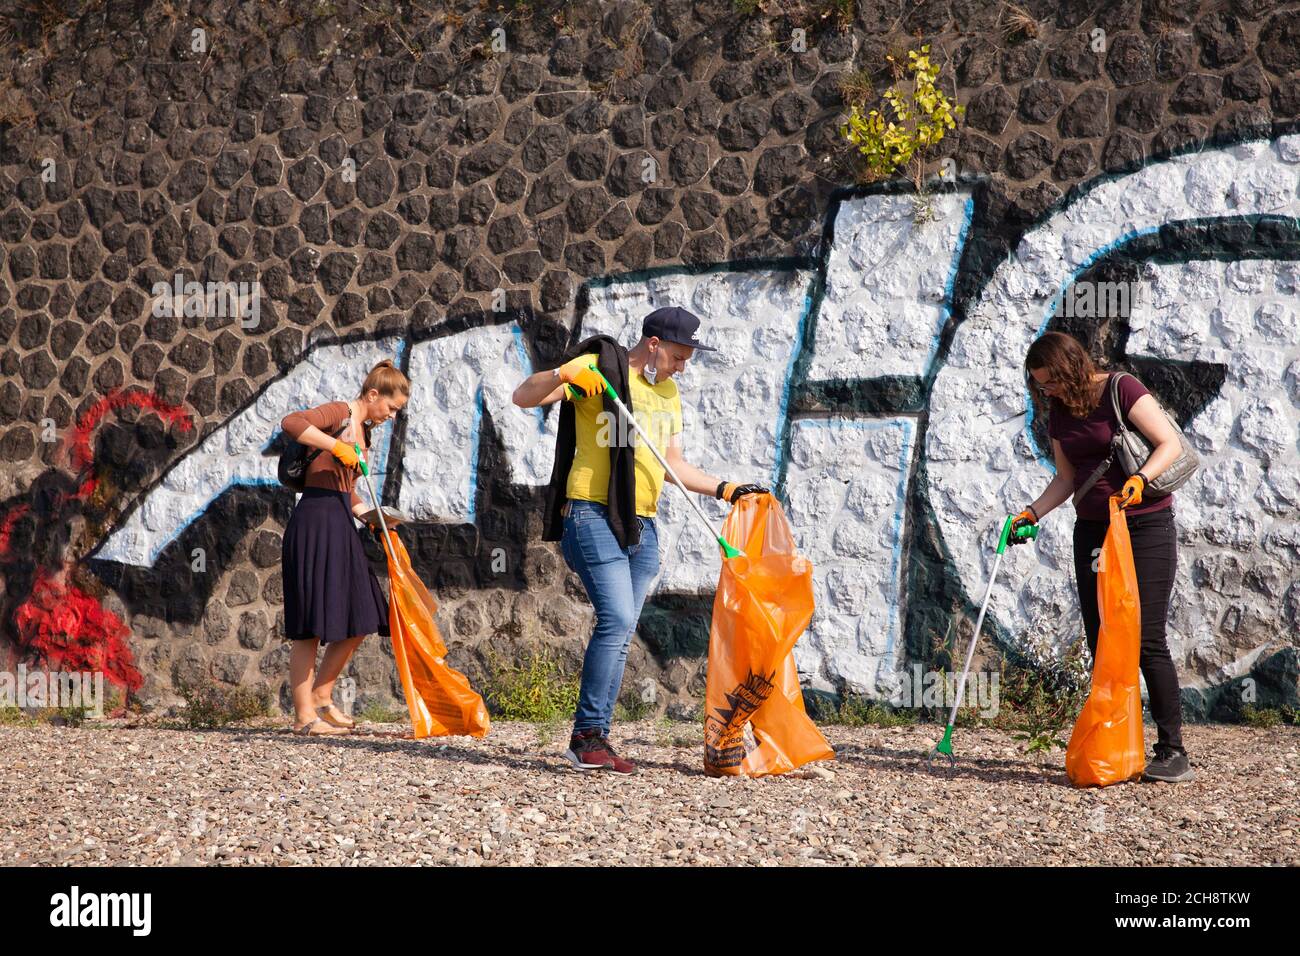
359;359;410;399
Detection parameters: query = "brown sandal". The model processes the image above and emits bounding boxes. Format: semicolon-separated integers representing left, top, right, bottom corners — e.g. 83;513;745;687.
293;718;350;736
315;705;357;730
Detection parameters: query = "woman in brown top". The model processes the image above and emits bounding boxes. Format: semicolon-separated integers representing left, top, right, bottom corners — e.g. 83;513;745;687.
279;359;410;735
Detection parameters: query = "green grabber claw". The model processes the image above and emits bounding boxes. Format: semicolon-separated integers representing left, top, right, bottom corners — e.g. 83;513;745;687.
573;363;744;560
927;724;956;767
353;443;368;477
996;512;1039;553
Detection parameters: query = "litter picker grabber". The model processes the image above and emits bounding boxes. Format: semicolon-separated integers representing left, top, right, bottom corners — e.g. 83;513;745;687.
352;442;491;738
566;364;742;559
928;513;1038;766
353;443;398;566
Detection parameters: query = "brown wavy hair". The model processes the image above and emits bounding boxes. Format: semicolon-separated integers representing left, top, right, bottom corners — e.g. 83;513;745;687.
359;358;410;399
1024;332;1104;418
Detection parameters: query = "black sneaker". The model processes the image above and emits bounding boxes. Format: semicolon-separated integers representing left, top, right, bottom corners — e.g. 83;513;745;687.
1143;746;1195;783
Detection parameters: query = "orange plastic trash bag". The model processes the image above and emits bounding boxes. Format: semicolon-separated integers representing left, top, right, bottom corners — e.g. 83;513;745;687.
1065;493;1145;786
379;529;490;739
703;493;834;777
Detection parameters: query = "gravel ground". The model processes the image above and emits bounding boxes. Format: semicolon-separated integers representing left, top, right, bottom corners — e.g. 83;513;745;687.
2;719;1295;866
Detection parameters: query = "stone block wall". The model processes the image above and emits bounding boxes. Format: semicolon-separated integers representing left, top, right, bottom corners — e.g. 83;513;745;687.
1;0;1298;720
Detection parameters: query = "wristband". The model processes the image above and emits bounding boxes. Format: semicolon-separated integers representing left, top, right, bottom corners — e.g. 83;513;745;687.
715;480;727;500
1026;505;1039;523
1135;471;1149;488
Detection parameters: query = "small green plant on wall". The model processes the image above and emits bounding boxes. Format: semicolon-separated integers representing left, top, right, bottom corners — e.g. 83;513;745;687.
839;45;964;224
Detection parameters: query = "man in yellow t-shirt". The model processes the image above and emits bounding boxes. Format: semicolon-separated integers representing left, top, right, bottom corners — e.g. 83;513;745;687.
563;347;683;517
511;307;768;774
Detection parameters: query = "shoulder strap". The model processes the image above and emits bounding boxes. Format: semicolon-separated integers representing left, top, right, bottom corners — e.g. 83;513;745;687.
1108;371;1132;433
1073;449;1115;505
301;420;349;467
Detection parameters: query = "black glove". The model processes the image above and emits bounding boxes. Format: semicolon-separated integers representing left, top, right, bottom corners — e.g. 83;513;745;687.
1007;507;1037;546
716;481;769;503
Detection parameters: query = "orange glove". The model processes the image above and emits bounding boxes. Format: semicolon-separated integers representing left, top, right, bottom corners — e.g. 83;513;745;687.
1008;507;1037;545
331;440;360;468
557;357;604;398
1120;473;1146;507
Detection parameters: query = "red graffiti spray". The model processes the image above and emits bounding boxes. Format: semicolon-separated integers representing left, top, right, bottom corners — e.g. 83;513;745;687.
12;569;143;691
2;389;193;696
65;390;195;504
0;504;30;560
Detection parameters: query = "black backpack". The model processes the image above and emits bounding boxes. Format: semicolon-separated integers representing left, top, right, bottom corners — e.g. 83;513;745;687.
277;421;348;491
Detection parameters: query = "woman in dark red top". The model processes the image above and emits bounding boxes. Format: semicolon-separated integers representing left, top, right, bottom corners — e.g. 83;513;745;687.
1013;332;1193;783
279;359;409;736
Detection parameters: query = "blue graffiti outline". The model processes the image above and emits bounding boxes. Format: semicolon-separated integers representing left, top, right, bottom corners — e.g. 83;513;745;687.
769;282;821;494
466;383;485;524
931;196;976;373
771;282;819;491
368;336;408;497
509;322;547;430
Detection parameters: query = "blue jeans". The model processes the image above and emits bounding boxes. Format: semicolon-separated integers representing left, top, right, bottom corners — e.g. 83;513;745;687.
559;499;660;735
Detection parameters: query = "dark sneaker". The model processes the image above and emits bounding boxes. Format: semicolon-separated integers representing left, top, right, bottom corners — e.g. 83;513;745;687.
563;729;636;774
598;735;637;776
565;729;614;770
1143;746;1195;783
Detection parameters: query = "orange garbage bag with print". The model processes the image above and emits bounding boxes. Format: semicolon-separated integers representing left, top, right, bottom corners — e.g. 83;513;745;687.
703;493;834;777
380;529;490;739
1065;494;1145;786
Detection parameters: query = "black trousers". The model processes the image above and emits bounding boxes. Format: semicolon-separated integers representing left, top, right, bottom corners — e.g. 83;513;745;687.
1072;506;1184;754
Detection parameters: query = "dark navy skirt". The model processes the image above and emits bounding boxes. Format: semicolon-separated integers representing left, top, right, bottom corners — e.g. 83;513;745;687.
282;487;390;644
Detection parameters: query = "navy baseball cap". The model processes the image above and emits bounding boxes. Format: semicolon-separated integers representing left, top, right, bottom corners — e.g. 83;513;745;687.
641;306;716;351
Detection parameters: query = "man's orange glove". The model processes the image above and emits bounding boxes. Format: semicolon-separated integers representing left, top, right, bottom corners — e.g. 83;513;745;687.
557;357;604;398
1120;473;1147;507
331;440;360;468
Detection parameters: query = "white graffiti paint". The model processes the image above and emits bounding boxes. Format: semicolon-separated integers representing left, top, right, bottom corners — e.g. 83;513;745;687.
783;192;973;693
398;324;557;523
809;190;973;379
926;135;1300;695
783;418;916;693
90;136;1300;705
1129;258;1300;686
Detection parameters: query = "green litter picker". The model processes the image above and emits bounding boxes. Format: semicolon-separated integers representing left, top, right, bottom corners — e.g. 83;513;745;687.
928;512;1038;766
566;363;742;559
